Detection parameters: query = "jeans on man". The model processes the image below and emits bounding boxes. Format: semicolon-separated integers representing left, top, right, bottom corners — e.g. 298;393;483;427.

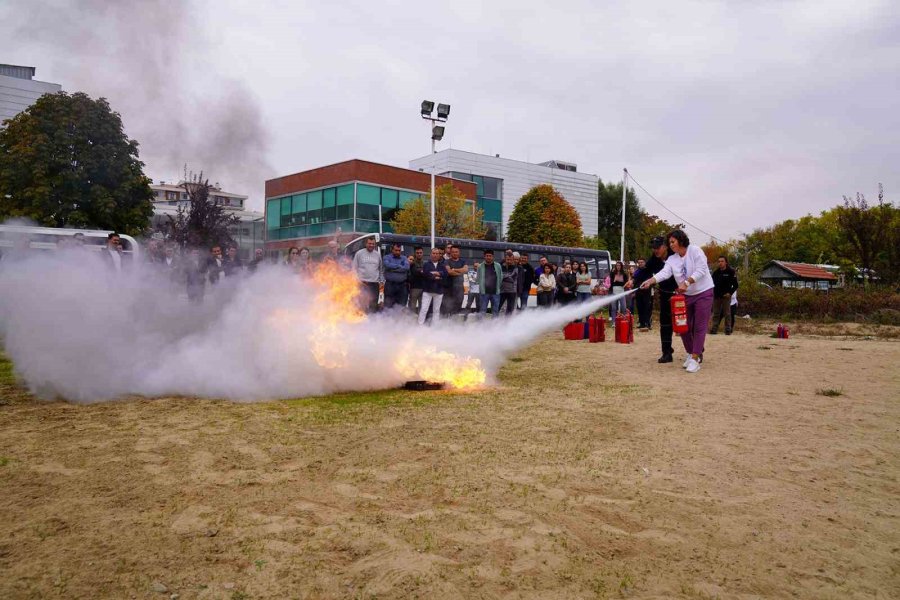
443;287;464;317
383;281;408;310
464;292;480;312
479;293;500;317
609;286;626;321
360;281;380;313
518;289;530;310
418;292;444;325
408;288;423;314
710;294;733;333
500;292;517;315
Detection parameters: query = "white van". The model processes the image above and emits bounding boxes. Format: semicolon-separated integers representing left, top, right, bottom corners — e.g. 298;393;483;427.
0;224;142;262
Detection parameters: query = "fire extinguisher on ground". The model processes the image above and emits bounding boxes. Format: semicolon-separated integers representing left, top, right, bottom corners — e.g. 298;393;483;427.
670;294;689;335
615;312;633;343
589;314;605;343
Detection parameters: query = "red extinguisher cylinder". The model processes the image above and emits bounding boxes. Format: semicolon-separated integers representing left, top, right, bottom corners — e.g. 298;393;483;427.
670;294;689;335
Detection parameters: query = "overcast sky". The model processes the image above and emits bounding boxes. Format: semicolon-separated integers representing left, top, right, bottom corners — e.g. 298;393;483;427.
3;0;897;242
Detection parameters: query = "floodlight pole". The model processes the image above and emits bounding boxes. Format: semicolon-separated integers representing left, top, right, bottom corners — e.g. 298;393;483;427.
430;137;436;249
620;168;628;263
421;104;448;250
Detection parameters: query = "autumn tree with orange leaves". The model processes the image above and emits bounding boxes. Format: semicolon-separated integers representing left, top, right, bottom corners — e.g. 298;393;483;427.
506;184;583;247
390;183;487;239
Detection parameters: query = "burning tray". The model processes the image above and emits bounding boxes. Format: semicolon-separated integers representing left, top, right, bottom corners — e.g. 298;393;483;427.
403;380;445;391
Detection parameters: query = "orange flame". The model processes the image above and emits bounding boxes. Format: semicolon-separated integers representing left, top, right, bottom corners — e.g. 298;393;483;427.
298;259;487;389
310;261;365;325
394;343;487;390
307;261;366;369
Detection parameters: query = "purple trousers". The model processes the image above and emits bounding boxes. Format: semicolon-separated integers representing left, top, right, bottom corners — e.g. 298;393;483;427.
681;288;714;356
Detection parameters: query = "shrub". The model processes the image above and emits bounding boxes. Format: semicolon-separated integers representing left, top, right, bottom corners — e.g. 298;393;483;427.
738;284;900;322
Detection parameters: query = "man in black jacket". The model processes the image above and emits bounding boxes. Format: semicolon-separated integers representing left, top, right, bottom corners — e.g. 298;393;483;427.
517;253;536;310
407;246;425;315
710;256;739;335
631;258;652;330
628;236;677;363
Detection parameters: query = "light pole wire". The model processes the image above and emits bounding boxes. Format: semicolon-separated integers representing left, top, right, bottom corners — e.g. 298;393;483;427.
625;171;729;245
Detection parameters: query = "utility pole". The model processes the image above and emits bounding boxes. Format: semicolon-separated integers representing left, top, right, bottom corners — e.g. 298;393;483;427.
620;168;628;262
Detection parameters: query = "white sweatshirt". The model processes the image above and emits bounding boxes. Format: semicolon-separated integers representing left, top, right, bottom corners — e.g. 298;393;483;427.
652;244;714;296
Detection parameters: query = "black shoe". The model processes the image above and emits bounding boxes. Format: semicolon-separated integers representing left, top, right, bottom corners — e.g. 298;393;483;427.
657;353;673;363
725;329;732;335
710;330;718;335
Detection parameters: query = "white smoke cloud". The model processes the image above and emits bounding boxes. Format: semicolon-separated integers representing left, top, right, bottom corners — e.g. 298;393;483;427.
0;253;631;403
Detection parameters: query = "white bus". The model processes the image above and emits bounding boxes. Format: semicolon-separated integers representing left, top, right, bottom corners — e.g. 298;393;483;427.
0;224;142;262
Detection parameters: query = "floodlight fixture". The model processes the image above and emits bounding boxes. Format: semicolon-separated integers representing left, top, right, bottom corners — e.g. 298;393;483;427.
431;125;445;141
421;100;434;117
436;103;450;119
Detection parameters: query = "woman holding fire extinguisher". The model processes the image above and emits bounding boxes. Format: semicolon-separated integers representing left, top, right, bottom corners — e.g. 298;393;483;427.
639;230;714;373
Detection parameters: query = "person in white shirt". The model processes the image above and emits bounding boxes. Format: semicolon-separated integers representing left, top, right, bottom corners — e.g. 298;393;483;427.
730;289;738;328
352;237;384;313
640;230;714;373
101;232;123;272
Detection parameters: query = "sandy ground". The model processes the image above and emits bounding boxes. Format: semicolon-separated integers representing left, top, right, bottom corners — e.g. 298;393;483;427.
0;323;898;599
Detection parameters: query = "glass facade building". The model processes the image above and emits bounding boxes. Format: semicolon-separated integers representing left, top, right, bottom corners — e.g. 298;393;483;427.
264;160;482;248
443;171;503;238
266;182;426;240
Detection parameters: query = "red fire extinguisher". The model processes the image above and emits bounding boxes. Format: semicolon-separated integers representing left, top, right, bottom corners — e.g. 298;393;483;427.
615;312;632;343
627;311;635;343
588;314;605;343
670;294;689;335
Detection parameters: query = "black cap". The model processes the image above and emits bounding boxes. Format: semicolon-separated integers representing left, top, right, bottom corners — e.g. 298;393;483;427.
650;236;665;248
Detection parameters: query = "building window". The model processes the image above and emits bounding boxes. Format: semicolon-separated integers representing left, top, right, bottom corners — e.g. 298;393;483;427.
336;184;354;220
266;198;281;229
292;194;307;226
307;190;323;224
399;190;420;207
322;187;336;222
165;191;178;200
356;184;381;220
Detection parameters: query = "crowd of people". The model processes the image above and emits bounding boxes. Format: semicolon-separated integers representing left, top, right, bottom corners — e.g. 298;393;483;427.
3;229;739;374
349;240;631;324
348;233;740;374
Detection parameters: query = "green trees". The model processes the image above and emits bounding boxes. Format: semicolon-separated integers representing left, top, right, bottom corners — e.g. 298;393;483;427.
597;179;681;259
718;185;898;284
834;186;899;283
0;92;153;235
390;183;487;239
165;173;238;249
507;184;582;247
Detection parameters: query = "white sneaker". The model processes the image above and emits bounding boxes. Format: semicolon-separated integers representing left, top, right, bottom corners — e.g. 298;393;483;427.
683;354;692;368
685;358;701;373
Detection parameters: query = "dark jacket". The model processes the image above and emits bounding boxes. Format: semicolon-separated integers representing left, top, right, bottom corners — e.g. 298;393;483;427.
632;266;654;295
202;257;225;284
409;258;426;290
223;257;244;277
712;266;739;297
646;251;678;293
556;271;577;300
98;247;127;272
421;259;449;294
500;263;519;294
520;262;536;290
